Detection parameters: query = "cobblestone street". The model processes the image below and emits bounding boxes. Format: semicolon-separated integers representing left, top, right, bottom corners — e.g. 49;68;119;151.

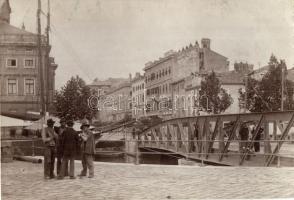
2;161;294;200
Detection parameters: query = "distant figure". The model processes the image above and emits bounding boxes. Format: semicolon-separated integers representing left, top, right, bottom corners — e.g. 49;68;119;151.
253;127;263;153
56;118;68;176
132;127;136;139
42;118;58;179
193;124;200;153
79;120;95;178
239;123;249;153
58;120;79;179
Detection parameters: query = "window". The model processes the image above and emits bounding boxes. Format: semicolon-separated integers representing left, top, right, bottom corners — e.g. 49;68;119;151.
7;79;17;95
24;59;34;68
151;73;155;81
25;48;33;54
6;59;17;68
25;79;35;95
169;67;171;74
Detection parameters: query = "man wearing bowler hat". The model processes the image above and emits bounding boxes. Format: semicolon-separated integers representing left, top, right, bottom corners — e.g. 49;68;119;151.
42;118;58;179
58;119;79;179
79;119;95;178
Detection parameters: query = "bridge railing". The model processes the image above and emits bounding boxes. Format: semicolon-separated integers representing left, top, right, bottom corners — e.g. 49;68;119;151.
5;137;294;167
137;111;294;166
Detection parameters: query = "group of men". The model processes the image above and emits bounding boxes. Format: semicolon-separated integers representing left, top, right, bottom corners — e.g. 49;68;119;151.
41;118;95;179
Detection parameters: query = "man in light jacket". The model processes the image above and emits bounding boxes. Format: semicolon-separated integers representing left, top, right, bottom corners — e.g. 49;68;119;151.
79;119;95;178
42;118;58;179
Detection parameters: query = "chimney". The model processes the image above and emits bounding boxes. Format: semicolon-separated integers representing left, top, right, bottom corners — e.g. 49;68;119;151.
21;22;25;30
201;38;211;50
0;0;11;24
129;73;132;82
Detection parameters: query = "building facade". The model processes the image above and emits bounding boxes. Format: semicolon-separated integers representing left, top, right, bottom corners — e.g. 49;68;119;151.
131;72;145;119
98;81;132;123
144;38;229;119
171;70;245;117
0;0;57;118
88;77;128;97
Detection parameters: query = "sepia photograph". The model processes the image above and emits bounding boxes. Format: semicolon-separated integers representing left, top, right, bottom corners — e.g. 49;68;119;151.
1;0;294;199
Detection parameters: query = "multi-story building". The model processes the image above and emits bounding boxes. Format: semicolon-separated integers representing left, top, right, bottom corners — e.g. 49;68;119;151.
172;67;246;117
131;72;145;119
88;77;128;97
0;0;58;118
98;79;132;123
144;38;229;118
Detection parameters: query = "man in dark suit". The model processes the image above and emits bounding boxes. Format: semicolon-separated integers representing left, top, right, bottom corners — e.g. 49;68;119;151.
56;118;68;176
58;120;79;179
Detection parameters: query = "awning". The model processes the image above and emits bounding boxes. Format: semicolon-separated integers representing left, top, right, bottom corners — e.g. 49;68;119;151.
0;115;32;128
25;116;95;131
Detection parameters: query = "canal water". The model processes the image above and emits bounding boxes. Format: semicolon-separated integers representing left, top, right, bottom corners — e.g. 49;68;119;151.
94;152;180;165
94;148;181;165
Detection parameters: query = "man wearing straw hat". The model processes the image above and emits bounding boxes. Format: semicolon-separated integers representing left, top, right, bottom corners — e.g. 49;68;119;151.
42;118;58;179
79;119;95;178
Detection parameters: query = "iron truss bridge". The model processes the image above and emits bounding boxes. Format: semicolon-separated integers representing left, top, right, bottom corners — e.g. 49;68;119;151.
137;111;294;167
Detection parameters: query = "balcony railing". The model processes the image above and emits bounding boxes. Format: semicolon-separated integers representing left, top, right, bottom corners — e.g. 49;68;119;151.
0;34;46;45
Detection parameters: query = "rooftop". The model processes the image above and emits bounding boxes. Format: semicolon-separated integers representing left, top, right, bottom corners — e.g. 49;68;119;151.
0;21;46;44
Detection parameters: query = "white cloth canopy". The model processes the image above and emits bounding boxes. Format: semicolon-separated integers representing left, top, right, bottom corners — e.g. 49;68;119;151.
24;116;94;131
0;115;32;128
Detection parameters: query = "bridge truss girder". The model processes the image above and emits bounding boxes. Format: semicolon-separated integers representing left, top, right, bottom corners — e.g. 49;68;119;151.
138;111;294;167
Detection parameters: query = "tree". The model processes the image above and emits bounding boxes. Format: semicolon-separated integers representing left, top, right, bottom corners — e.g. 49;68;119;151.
239;55;294;112
54;76;96;121
199;71;233;114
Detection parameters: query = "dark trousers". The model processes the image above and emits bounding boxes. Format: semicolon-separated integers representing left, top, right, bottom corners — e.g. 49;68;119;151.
60;155;75;178
254;141;260;152
57;154;68;176
80;153;94;176
44;146;55;178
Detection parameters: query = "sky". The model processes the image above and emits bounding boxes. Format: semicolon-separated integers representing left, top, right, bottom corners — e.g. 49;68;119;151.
9;0;294;89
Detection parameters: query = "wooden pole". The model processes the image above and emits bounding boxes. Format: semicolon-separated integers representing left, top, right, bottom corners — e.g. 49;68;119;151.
281;67;284;111
244;74;248;113
45;0;51;112
37;0;46;116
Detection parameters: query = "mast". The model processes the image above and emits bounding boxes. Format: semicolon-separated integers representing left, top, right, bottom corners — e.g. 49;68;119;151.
45;0;51;112
281;66;285;111
37;0;46;117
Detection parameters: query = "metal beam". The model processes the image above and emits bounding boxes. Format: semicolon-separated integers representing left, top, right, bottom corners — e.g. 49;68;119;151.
219;115;241;162
167;124;173;146
206;116;221;159
177;121;187;153
199;117;208;158
239;114;264;165
187;118;197;153
265;112;294;166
